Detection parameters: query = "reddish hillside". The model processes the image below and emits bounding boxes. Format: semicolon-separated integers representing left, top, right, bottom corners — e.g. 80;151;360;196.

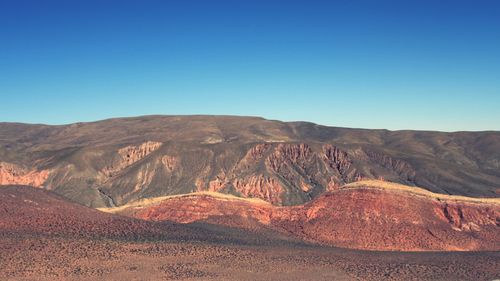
0;185;295;245
0;186;310;245
104;181;500;251
0;185;187;240
106;192;275;231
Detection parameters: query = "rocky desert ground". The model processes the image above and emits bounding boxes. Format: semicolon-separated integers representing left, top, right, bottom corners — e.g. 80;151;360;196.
2;235;500;281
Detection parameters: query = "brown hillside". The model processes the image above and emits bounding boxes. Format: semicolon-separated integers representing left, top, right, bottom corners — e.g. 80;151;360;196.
1;115;499;208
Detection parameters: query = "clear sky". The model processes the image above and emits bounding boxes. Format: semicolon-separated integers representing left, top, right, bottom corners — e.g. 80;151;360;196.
1;0;499;131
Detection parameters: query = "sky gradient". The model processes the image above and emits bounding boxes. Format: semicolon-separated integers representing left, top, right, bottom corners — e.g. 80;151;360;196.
1;0;499;131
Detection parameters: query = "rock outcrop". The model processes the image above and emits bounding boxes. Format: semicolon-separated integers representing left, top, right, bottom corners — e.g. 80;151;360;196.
232;176;284;205
200;143;362;205
0;162;49;187
365;151;417;182
266;143;313;172
103;141;162;177
161;155;178;172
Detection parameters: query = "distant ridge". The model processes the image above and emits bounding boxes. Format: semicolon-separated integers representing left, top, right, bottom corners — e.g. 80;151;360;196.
0;115;499;208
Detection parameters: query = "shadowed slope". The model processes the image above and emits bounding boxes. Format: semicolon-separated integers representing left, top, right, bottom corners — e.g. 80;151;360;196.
0;185;302;246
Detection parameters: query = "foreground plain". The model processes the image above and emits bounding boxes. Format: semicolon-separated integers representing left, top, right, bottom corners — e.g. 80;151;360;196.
1;235;499;281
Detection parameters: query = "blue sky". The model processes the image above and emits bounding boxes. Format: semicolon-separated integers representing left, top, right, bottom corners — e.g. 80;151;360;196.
1;0;499;131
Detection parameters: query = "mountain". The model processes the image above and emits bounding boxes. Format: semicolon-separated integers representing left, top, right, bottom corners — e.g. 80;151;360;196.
1;115;499;208
101;180;500;251
1;116;499;279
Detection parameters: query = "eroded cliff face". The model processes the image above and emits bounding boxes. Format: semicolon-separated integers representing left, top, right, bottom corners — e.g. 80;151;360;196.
266;143;313;172
265;144;315;190
103;141;162;177
109;181;500;251
200;143;361;205
20;138;496;208
365;151;417;182
161;155;178;172
322;144;361;186
208;174;284;205
438;203;496;232
323;145;352;173
96;142;421;206
247;143;271;161
0;162;49;187
232;176;284;205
